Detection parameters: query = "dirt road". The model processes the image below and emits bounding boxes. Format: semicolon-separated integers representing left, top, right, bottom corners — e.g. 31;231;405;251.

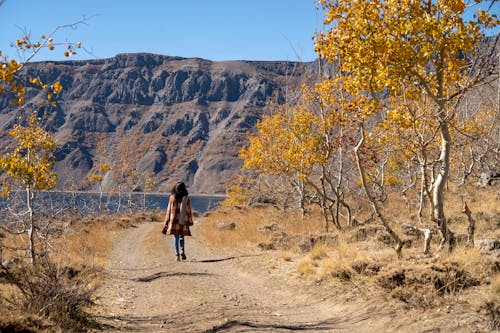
93;220;396;332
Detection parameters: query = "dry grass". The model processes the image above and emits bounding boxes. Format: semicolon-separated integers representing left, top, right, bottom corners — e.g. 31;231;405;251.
296;256;317;280
50;212;155;270
59;223;113;268
279;251;293;262
319;258;354;281
198;204;324;252
447;186;500;237
0;210;160;332
446;247;492;277
198;206;265;250
197;184;499;330
309;243;328;260
296;241;371;282
493;274;500;295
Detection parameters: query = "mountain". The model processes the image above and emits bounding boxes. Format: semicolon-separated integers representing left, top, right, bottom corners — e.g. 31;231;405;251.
0;53;318;194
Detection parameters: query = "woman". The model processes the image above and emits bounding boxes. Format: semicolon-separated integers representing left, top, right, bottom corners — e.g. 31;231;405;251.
162;182;194;261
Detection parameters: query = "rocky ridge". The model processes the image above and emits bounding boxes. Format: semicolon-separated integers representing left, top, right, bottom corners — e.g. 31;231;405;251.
0;53;318;193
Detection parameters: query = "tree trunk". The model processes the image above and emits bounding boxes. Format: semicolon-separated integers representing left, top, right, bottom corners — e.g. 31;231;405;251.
417;152;430;225
432;119;454;252
341;200;352;226
320;199;329;232
403;224;432;255
116;185;122;213
320;173;332;231
296;179;306;220
98;183;103;211
26;187;36;265
355;125;405;257
423;228;432;255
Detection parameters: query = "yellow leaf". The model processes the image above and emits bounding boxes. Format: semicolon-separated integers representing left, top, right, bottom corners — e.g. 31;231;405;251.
52;81;63;94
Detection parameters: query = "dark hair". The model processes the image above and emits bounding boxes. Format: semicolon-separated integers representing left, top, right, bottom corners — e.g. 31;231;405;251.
171;182;188;200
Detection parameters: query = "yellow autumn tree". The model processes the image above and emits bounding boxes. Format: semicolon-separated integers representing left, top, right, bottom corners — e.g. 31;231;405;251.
0;21;84;263
87;150;111;211
0;113;57;264
315;0;499;251
241;79;358;231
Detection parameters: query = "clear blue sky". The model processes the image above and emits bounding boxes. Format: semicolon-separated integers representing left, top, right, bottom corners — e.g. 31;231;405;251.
0;0;324;62
0;1;498;63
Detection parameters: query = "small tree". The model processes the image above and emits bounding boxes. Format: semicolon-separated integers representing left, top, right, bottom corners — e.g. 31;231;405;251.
142;171;158;210
0;113;57;264
87;159;111;211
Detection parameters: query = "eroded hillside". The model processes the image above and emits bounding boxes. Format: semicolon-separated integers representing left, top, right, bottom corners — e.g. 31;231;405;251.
0;53;320;193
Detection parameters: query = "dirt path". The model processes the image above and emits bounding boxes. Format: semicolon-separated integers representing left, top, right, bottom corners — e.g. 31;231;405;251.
93;220;396;332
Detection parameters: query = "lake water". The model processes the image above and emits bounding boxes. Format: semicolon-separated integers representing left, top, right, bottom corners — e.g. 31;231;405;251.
146;193;224;213
0;191;225;215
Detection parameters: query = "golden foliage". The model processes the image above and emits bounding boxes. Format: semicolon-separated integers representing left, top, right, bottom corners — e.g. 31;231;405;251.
222;174;255;207
1;29;80;109
240;79;355;181
0;113;57;191
87;162;111;183
316;0;498;100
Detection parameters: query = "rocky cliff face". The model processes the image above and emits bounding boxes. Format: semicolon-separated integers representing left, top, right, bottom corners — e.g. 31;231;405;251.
0;53;316;193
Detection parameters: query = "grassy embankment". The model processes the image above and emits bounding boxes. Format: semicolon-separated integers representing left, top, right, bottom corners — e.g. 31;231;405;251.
0;210;162;332
198;185;499;331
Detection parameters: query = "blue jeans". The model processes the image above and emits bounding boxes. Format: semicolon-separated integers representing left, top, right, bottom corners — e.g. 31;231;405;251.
173;235;185;256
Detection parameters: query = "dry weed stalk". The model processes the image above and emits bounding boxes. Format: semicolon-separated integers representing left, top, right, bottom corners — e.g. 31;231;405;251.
461;201;476;247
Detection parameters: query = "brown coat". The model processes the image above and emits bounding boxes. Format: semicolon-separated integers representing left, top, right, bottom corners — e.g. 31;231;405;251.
164;195;193;236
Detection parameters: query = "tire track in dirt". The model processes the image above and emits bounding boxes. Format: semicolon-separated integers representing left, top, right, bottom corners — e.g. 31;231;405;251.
93;220;393;332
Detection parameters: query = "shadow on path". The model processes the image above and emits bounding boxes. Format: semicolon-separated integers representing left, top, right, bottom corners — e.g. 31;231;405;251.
194;253;261;263
202;319;342;332
132;271;212;282
96;312;371;332
108;265;165;272
201;311;374;332
195;256;237;263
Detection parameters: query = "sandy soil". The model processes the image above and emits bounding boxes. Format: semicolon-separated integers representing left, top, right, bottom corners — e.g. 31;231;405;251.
91;218;491;333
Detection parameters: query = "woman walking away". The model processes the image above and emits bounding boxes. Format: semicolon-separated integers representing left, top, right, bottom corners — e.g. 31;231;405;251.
162;182;193;261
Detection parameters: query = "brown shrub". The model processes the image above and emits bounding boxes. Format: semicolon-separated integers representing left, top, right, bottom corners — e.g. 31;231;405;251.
1;257;99;331
481;300;499;331
377;262;480;308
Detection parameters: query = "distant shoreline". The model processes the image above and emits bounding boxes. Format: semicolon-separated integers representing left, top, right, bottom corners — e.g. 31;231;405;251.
2;190;225;214
38;190;227;198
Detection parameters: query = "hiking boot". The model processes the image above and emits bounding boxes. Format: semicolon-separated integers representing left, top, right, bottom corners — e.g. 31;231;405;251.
176;255;181;261
181;252;186;260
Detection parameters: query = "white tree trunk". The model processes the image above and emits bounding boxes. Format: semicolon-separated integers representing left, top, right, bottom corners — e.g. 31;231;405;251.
26;187;35;264
98;183;103;211
432;120;454;251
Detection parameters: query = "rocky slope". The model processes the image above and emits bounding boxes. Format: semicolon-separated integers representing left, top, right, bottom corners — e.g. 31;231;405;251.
0;53;318;193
